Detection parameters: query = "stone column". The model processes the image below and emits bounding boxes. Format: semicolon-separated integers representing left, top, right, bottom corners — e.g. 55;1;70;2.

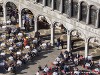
67;30;71;52
85;39;89;58
3;3;6;24
60;0;63;13
18;13;22;27
68;0;72;17
51;25;54;46
18;3;22;27
95;10;99;28
43;0;46;6
86;6;90;24
51;0;54;10
34;17;38;32
77;3;81;21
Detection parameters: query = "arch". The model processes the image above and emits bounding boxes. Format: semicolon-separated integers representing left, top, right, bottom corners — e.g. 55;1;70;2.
5;1;18;9
21;8;34;29
80;1;88;5
36;14;52;25
35;14;52;30
52;21;68;29
87;37;96;43
69;29;86;40
21;8;34;15
5;1;19;25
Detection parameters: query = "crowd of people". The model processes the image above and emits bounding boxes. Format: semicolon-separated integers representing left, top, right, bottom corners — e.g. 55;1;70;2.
35;51;100;75
0;26;100;75
0;26;50;74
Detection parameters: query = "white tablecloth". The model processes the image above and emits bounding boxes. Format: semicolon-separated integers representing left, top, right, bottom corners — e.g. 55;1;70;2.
42;43;47;47
33;40;37;44
53;61;58;65
0;62;5;66
9;47;14;51
9;39;14;42
1;43;6;47
17;52;21;55
25;46;30;49
1;34;6;38
88;55;92;60
2;26;6;29
74;71;80;75
85;63;90;67
94;68;100;72
16;42;22;46
17;60;22;65
18;33;23;36
31;49;37;54
0;52;5;56
9;56;13;60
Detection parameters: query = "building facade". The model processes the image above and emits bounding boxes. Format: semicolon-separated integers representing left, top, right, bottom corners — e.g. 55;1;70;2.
0;0;100;58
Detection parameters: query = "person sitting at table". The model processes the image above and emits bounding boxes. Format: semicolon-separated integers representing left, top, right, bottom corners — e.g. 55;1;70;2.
74;68;80;75
43;64;49;73
31;49;38;56
16;59;22;67
35;71;40;75
74;57;79;65
64;64;69;73
98;60;100;67
93;67;100;74
85;62;91;69
52;71;58;75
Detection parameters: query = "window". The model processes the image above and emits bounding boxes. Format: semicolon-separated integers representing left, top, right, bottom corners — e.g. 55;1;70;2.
54;0;61;11
46;0;52;7
72;0;78;18
63;0;69;14
80;2;87;22
0;5;3;17
90;6;97;26
37;0;43;4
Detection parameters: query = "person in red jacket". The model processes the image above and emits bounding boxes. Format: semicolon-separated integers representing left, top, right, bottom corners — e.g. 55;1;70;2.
23;37;28;47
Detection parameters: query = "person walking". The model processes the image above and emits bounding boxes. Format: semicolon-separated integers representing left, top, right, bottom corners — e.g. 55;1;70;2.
71;40;74;50
56;38;60;50
60;39;64;49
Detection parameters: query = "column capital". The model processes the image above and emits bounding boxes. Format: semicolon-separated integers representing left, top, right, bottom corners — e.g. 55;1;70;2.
96;9;99;13
85;38;89;43
69;0;71;3
67;30;71;35
87;6;90;9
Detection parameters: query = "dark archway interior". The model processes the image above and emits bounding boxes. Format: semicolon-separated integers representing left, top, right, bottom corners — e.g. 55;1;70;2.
21;8;34;30
6;2;18;25
37;16;50;30
54;23;67;49
0;5;3;17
